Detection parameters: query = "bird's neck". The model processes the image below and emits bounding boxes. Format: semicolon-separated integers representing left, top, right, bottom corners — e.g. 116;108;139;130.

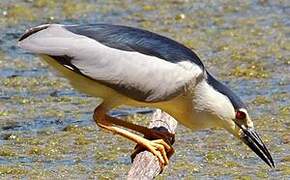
143;78;235;131
184;78;235;130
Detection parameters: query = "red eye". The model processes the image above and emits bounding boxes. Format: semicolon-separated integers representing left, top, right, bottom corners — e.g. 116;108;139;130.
236;111;246;119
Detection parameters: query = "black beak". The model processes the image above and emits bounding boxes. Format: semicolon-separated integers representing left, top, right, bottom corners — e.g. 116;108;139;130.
237;124;275;168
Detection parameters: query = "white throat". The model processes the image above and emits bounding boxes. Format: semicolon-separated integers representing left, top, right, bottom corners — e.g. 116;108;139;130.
188;79;235;130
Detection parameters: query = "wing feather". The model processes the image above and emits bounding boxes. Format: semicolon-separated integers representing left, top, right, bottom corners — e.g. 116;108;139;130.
65;24;205;69
18;24;204;102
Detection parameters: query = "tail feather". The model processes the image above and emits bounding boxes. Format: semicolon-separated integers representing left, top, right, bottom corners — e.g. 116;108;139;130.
19;24;50;42
18;24;80;56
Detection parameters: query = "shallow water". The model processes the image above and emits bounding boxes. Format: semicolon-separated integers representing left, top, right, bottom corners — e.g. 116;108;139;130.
0;0;289;179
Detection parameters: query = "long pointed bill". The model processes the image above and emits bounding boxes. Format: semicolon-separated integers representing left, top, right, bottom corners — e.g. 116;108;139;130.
238;124;275;168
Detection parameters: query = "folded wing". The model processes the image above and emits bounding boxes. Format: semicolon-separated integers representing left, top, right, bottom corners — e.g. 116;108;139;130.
18;24;204;102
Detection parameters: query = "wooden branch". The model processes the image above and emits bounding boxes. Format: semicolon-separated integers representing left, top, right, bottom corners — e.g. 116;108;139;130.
127;109;178;179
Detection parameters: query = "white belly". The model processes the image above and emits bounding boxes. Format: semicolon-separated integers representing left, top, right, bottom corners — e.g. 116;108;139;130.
40;55;194;128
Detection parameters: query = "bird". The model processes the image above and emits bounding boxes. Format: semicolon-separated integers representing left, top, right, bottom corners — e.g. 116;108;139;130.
18;23;274;169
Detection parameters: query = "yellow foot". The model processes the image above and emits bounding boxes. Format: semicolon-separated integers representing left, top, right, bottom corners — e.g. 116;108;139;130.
131;138;174;169
131;130;175;162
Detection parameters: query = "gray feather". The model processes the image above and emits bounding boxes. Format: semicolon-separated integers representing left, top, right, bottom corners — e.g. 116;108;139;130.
64;24;205;69
18;24;203;102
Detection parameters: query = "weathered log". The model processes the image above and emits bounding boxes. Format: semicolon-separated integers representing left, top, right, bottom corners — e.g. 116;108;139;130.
127;109;178;179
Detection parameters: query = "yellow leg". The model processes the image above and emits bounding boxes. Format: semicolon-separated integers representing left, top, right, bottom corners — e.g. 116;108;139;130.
93;104;174;168
106;111;175;142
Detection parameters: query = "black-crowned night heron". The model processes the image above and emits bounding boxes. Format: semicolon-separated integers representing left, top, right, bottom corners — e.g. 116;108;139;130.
18;24;274;168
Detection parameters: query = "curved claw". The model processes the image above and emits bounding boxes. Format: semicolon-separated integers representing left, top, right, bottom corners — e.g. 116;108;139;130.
131;138;174;172
131;130;175;162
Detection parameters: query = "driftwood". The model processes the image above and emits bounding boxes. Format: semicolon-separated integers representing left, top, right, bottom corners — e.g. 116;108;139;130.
127;109;178;179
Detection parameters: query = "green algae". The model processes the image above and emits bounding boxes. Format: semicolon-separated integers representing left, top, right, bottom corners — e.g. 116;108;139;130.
172;161;199;173
280;165;290;176
205;151;225;163
256;170;268;178
1;76;66;89
63;124;83;134
229;63;270;79
235;176;252;180
0;148;16;157
0;0;289;179
252;96;272;105
175;13;186;21
0;165;28;175
0;110;9;117
6;4;36;24
1;0;97;27
282;155;290;162
62;1;94;18
142;5;156;11
29;146;42;155
280;106;290;116
33;0;57;8
223;161;240;168
74;135;93;146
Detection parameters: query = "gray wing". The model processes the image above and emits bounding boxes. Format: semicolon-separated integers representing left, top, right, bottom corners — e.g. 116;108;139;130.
64;24;205;69
18;24;204;102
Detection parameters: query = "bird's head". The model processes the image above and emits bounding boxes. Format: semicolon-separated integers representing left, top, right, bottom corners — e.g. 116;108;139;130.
200;72;275;168
221;107;275;168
